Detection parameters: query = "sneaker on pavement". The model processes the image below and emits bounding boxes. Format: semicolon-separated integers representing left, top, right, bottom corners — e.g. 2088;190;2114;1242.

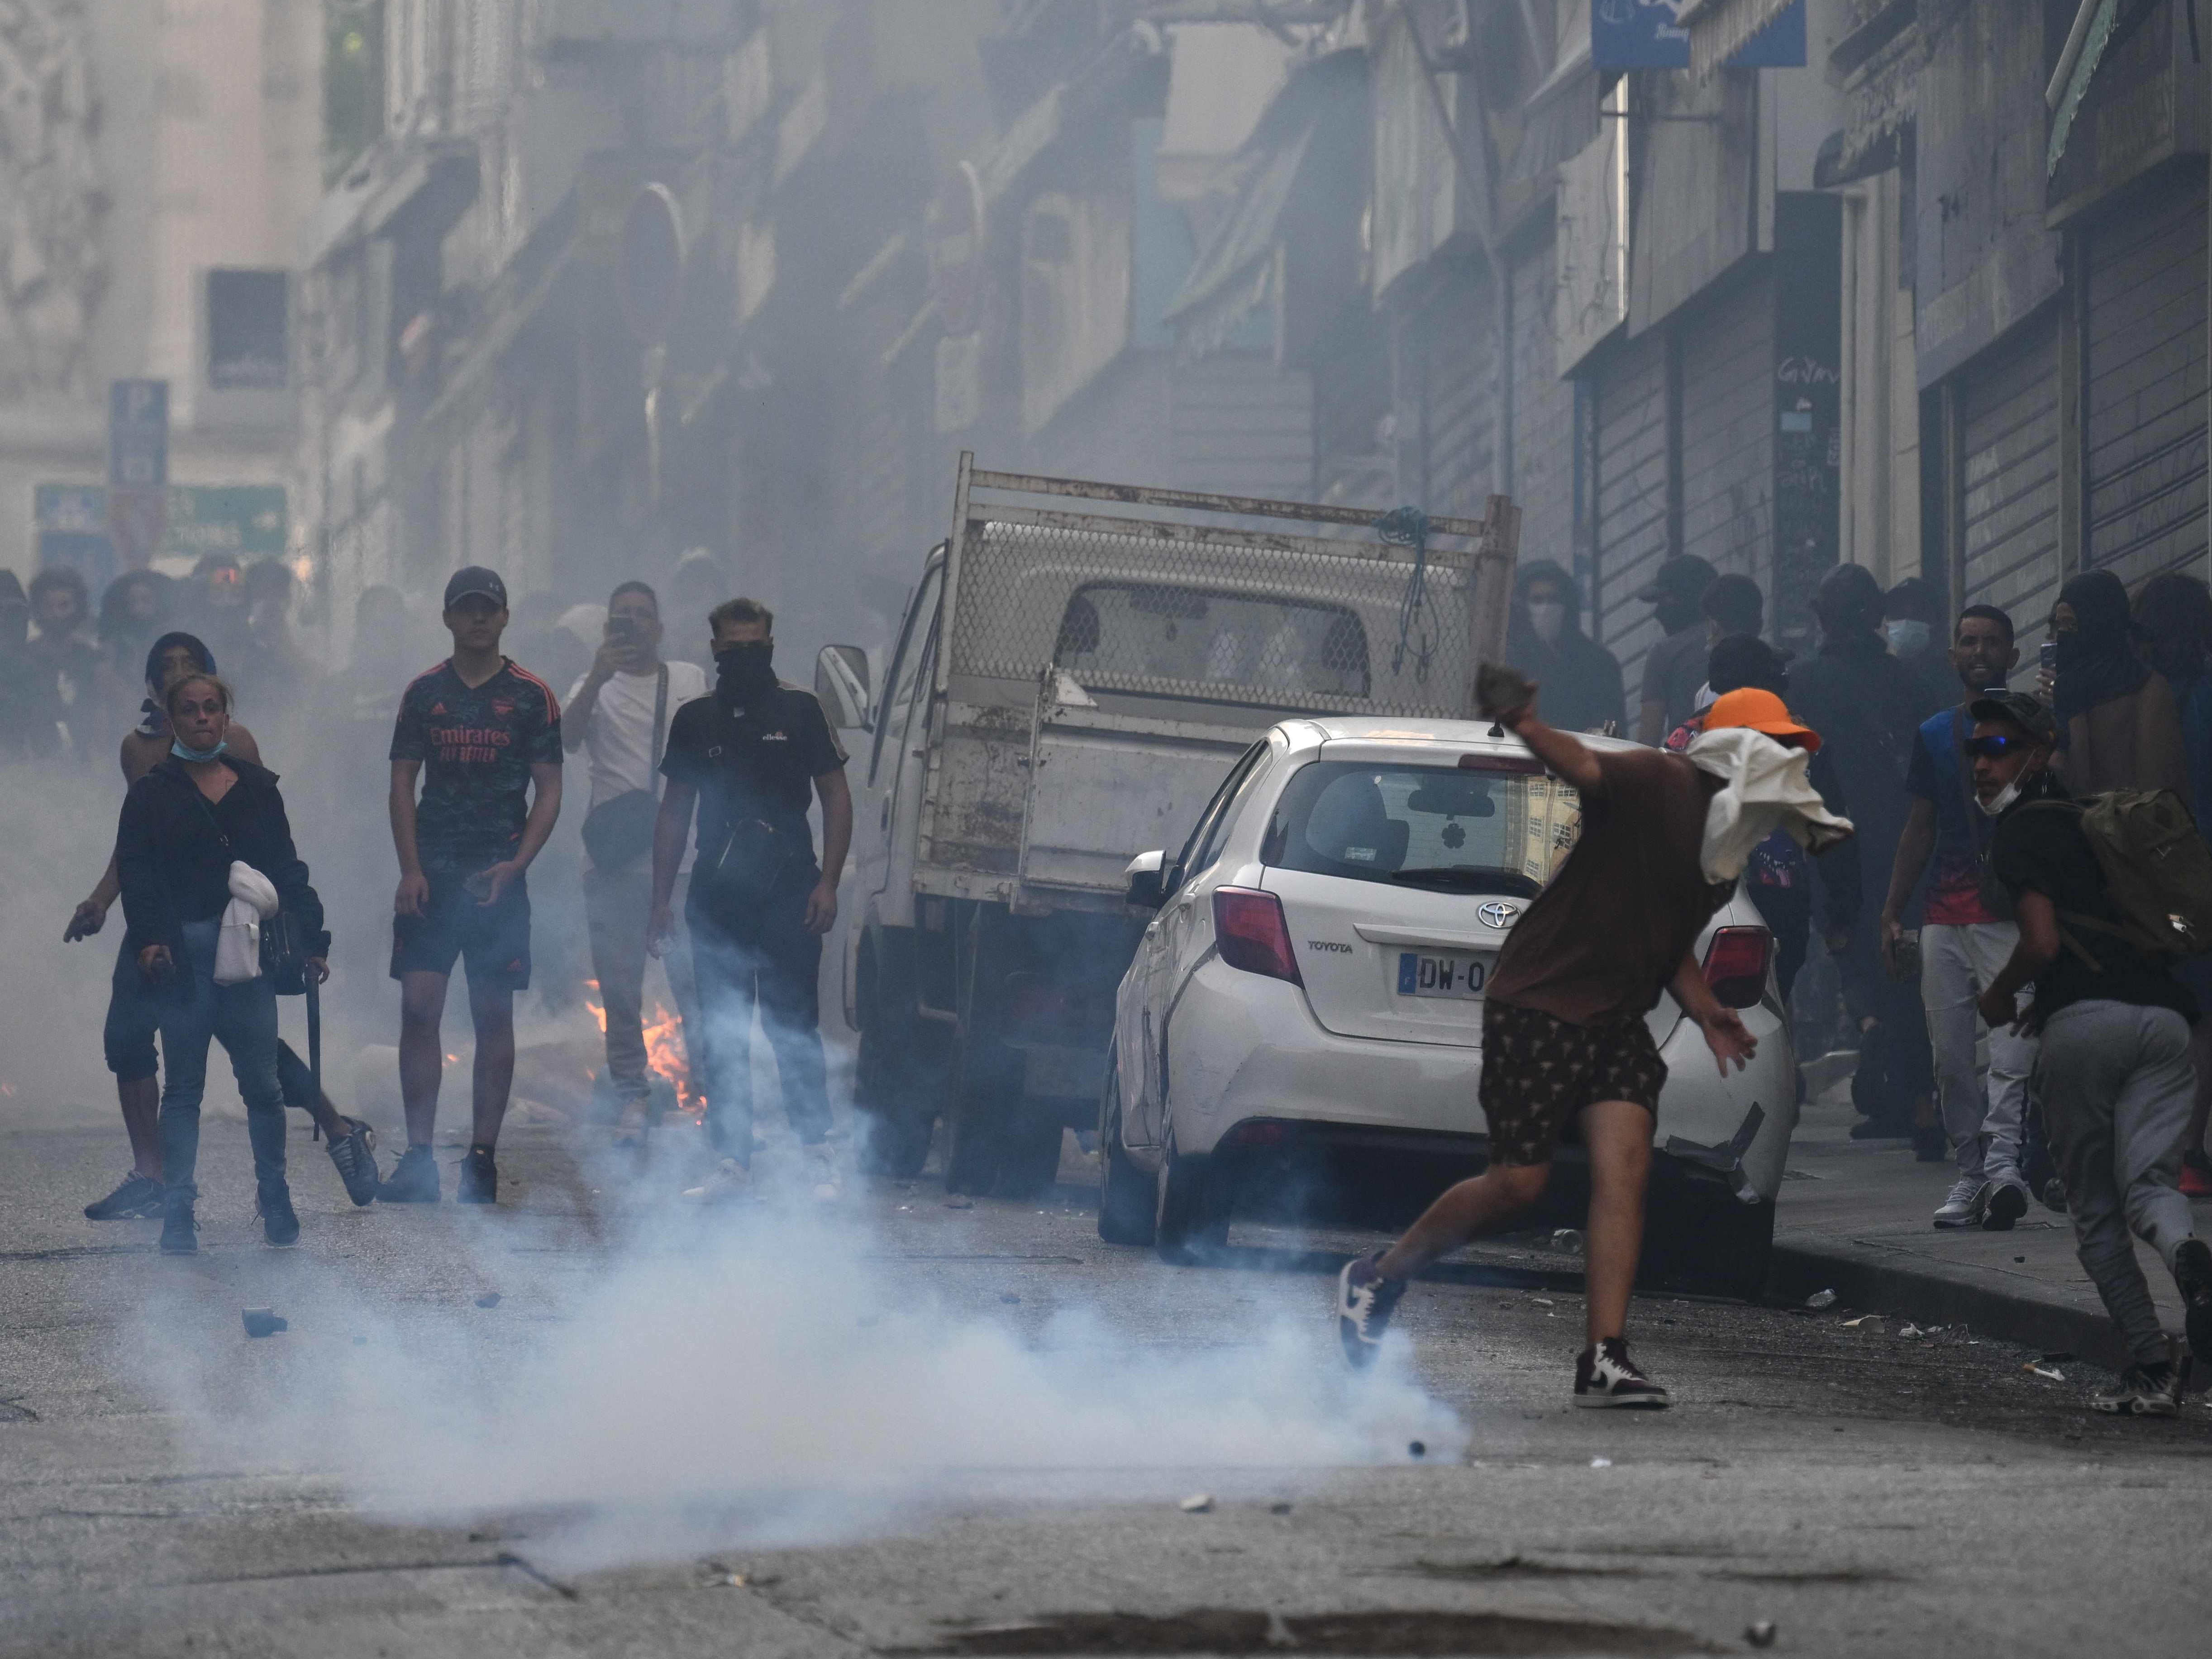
1574;1337;1671;1408
2041;1175;2070;1213
84;1171;164;1221
1933;1177;1992;1229
1335;1250;1406;1369
257;1182;300;1247
2172;1237;2212;1365
806;1141;841;1198
378;1145;440;1204
1982;1174;2030;1231
2090;1358;2186;1417
326;1118;381;1207
683;1157;753;1206
2181;1152;2212;1199
457;1145;498;1206
159;1193;197;1256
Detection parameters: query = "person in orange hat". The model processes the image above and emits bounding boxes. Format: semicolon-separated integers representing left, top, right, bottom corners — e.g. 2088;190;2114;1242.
1338;671;1760;1408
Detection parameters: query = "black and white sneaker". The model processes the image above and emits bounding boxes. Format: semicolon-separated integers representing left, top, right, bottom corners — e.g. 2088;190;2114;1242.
378;1145;440;1204
1574;1338;1671;1408
1335;1251;1406;1369
2090;1357;2187;1417
457;1145;497;1206
84;1172;164;1221
2171;1237;2212;1367
326;1118;381;1207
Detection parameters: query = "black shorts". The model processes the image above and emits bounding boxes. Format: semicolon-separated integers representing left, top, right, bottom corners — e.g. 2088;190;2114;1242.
391;871;532;992
104;939;161;1083
1479;999;1667;1167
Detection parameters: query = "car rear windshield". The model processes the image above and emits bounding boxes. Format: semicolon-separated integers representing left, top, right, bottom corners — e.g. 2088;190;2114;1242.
1259;759;1582;897
1054;582;1372;701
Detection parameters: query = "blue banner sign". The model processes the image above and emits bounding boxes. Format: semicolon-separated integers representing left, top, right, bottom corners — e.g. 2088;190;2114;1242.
1592;0;1807;71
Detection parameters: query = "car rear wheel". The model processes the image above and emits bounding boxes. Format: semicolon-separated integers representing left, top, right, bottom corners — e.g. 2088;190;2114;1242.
851;943;939;1179
1096;1054;1156;1246
1155;1140;1229;1266
1643;1185;1775;1300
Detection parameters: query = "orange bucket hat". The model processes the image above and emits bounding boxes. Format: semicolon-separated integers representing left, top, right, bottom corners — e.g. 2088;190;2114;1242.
1701;686;1821;753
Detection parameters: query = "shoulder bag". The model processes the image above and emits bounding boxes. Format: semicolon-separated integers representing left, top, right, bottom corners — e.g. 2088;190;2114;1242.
581;665;669;872
182;779;314;994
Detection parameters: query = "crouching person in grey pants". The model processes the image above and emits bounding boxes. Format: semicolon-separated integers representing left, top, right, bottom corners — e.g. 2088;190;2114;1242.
1969;691;2212;1415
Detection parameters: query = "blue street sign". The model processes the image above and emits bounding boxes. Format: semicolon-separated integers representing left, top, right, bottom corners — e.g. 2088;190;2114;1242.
108;379;169;488
1592;0;1807;71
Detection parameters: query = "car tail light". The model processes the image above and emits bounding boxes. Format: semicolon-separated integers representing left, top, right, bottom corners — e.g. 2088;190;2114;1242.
1702;925;1772;1009
1214;887;1303;985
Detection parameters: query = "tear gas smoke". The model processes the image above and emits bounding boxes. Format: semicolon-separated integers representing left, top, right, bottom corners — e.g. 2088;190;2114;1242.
126;1172;1463;1571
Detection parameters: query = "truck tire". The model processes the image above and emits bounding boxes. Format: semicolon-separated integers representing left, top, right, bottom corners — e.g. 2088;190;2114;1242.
994;1107;1064;1199
1096;1055;1156;1247
943;1023;1020;1195
1155;1143;1229;1266
851;939;936;1179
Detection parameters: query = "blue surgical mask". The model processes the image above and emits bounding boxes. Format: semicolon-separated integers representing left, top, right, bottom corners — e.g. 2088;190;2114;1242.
1885;620;1931;658
171;737;228;763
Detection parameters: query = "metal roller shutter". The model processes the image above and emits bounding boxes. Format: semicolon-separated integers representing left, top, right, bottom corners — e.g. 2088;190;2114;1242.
2083;169;2208;591
1594;328;1673;681
1959;307;2063;652
1414;270;1497;522
1510;231;1575;570
1676;268;1774;586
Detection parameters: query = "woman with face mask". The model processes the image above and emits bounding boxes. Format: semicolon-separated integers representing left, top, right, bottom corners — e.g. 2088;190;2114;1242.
1505;560;1625;737
114;672;332;1255
2046;570;2188;806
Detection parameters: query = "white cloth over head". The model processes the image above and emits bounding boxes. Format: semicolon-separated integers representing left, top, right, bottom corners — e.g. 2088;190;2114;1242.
1684;726;1855;883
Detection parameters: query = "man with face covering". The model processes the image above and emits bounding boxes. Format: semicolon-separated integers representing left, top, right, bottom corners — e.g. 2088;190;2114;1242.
1632;555;1719;745
650;598;853;1204
1506;561;1624;735
2044;570;2189;805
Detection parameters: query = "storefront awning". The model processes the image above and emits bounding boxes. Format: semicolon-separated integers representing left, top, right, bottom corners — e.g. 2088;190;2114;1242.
1162;121;1313;356
1679;0;1797;80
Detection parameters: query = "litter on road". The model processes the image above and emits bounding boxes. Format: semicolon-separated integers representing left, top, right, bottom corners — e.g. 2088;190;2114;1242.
1805;1288;1837;1309
240;1308;286;1338
1179;1494;1214;1513
1589;1457;1612;1468
1746;1620;1778;1648
475;1292;502;1308
2025;1363;2065;1381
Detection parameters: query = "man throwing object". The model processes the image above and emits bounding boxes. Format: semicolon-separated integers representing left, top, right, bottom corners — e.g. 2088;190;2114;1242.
1337;686;1805;1405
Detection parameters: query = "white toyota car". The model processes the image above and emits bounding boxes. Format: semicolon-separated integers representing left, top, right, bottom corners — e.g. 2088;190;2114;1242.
1096;716;1797;1295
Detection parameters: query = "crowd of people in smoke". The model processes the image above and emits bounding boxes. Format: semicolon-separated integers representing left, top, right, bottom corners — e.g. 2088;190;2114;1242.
12;529;2212;1417
13;543;849;1254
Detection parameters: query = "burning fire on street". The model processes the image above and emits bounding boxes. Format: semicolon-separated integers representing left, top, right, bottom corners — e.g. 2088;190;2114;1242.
581;980;705;1119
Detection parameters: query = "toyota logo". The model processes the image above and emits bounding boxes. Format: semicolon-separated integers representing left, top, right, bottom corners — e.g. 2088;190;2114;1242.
1478;901;1520;929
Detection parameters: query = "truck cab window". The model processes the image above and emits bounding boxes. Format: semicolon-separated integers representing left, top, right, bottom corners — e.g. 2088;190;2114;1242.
1053;583;1370;703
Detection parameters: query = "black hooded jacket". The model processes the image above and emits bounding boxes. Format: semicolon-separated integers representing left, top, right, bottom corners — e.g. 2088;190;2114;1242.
1506;562;1626;736
116;757;329;962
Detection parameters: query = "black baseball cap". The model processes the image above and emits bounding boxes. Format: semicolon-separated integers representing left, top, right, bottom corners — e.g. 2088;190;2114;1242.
443;566;508;610
1967;690;2056;743
1633;555;1719;607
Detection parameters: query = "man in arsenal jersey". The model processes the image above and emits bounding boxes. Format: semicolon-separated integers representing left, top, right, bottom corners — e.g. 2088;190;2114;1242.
382;567;564;1205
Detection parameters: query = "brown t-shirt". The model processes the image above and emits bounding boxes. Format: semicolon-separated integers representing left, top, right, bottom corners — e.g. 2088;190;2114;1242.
1486;745;1732;1024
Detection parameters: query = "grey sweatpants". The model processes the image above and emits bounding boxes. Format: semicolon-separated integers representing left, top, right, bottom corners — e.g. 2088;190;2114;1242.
2036;998;2201;1366
1921;922;2035;1182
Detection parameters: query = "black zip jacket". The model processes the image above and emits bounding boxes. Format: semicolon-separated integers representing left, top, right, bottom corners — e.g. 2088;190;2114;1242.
116;757;329;961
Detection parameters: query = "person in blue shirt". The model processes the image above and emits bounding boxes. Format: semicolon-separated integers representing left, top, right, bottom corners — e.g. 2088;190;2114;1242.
1880;604;2033;1229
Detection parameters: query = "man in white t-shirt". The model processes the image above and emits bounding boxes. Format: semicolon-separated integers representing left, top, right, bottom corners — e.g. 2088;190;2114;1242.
565;581;709;1140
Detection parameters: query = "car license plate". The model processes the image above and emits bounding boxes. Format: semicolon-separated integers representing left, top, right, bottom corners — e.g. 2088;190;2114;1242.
1397;951;1489;1000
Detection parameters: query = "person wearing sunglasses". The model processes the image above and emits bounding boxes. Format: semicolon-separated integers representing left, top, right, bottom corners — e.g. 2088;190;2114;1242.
1880;605;2038;1229
1973;690;2212;1416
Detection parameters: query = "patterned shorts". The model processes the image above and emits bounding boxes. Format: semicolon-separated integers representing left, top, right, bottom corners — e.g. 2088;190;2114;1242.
1479;999;1667;1167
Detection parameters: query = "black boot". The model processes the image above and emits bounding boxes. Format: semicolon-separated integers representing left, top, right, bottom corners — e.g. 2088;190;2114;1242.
160;1189;198;1256
257;1181;300;1247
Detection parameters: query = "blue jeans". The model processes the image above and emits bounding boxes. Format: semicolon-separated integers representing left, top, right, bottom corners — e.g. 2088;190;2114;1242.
156;920;287;1201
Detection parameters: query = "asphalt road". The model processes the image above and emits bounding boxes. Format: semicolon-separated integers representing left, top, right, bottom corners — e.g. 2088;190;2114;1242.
4;1112;2210;1659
